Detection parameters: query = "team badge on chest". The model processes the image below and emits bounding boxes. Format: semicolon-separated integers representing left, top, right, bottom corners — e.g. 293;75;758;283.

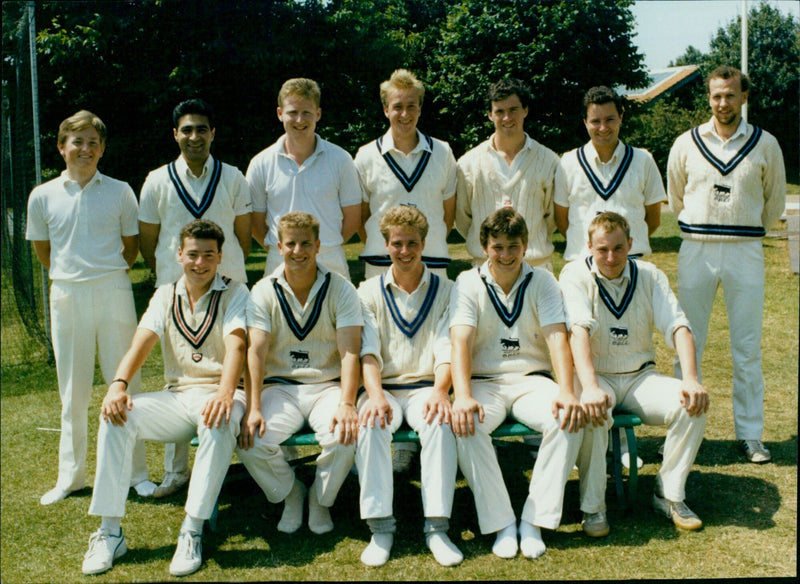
609;326;629;346
500;337;521;357
290;349;310;368
713;184;732;203
192;352;203;362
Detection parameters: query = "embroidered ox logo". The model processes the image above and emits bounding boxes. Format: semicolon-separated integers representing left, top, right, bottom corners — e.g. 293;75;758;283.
609;326;629;346
500;337;520;357
290;350;310;367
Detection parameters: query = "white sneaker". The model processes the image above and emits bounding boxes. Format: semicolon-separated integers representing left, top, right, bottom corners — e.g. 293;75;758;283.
392;448;415;473
740;439;772;463
40;486;72;506
153;470;191;498
169;531;202;576
82;528;127;575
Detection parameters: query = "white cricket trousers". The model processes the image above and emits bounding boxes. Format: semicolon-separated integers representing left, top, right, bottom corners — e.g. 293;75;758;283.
356;387;457;522
456;376;582;534
577;368;706;512
264;245;350;280
676;240;764;440
88;386;245;519
49;270;147;492
236;382;355;507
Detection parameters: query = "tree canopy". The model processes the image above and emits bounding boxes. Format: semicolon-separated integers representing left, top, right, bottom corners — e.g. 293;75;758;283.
5;0;648;191
673;2;799;179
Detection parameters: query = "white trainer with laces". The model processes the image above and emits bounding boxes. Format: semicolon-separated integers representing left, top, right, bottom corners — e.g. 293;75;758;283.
740;439;771;463
169;531;202;576
153;470;191;498
82;528;127;575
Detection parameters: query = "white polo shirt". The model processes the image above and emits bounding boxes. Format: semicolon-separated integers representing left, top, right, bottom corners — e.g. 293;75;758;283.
246;134;362;249
139;155;252;286
26;170;139;282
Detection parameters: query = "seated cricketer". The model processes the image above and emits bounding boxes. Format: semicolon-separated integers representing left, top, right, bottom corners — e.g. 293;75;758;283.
356;205;462;567
449;207;584;560
559;211;708;536
81;219;249;577
237;211;363;536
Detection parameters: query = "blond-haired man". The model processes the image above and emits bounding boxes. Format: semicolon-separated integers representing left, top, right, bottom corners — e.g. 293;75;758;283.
26;110;151;505
238;211;363;535
355;69;456;281
247;78;362;278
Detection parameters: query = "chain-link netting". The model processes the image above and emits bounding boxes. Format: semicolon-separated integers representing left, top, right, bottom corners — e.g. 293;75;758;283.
2;2;52;367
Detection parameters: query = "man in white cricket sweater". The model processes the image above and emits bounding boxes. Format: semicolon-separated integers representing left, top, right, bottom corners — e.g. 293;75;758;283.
455;78;565;271
450;208;583;560
138;98;253;498
556;85;665;261
560;212;709;536
355;69;457;281
356;205;462;567
237;211;363;536
81;219;249;577
354;68;458;473
667;66;785;463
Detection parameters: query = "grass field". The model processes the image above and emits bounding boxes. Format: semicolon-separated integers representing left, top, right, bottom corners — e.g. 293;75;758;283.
0;204;797;582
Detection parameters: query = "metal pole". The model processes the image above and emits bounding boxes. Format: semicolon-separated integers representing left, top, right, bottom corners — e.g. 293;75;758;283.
741;0;748;122
27;1;53;358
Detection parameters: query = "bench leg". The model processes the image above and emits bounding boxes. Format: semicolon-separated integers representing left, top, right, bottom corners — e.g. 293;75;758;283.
610;427;626;509
624;426;638;508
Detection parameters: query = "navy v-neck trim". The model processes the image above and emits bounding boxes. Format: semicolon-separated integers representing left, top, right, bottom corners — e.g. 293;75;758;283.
272;272;331;341
376;134;434;192
576;144;634;201
380;273;440;338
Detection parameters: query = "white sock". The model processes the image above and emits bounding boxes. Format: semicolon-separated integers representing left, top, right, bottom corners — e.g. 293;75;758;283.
132;480;157;497
308;485;333;534
100;517;122;534
360;533;393;566
181;514;204;535
277;479;306;534
426;532;463;566
492;522;518;558
519;520;546;559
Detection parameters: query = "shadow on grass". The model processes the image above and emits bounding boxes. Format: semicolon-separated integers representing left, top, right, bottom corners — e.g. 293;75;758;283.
649;235;682;253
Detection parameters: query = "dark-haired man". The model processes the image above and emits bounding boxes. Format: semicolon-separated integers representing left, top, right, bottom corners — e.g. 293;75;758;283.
667;66;785;463
556;85;665;261
450;208;583;560
138;98;253;496
455;78;565;271
81;219;249;577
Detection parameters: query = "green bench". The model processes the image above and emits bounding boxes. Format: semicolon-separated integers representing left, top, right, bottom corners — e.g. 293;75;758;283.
203;412;642;531
279;412;642;507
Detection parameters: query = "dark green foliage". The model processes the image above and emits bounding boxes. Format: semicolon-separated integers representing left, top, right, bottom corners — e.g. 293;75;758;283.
4;0;647;189
670;2;799;180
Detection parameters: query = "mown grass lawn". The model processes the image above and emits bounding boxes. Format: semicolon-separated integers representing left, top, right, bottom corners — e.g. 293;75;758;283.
1;204;796;582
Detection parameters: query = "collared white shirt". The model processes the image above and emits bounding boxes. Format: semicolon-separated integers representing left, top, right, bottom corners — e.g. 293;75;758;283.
246;134;362;248
26;170;139;281
487;133;539;182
